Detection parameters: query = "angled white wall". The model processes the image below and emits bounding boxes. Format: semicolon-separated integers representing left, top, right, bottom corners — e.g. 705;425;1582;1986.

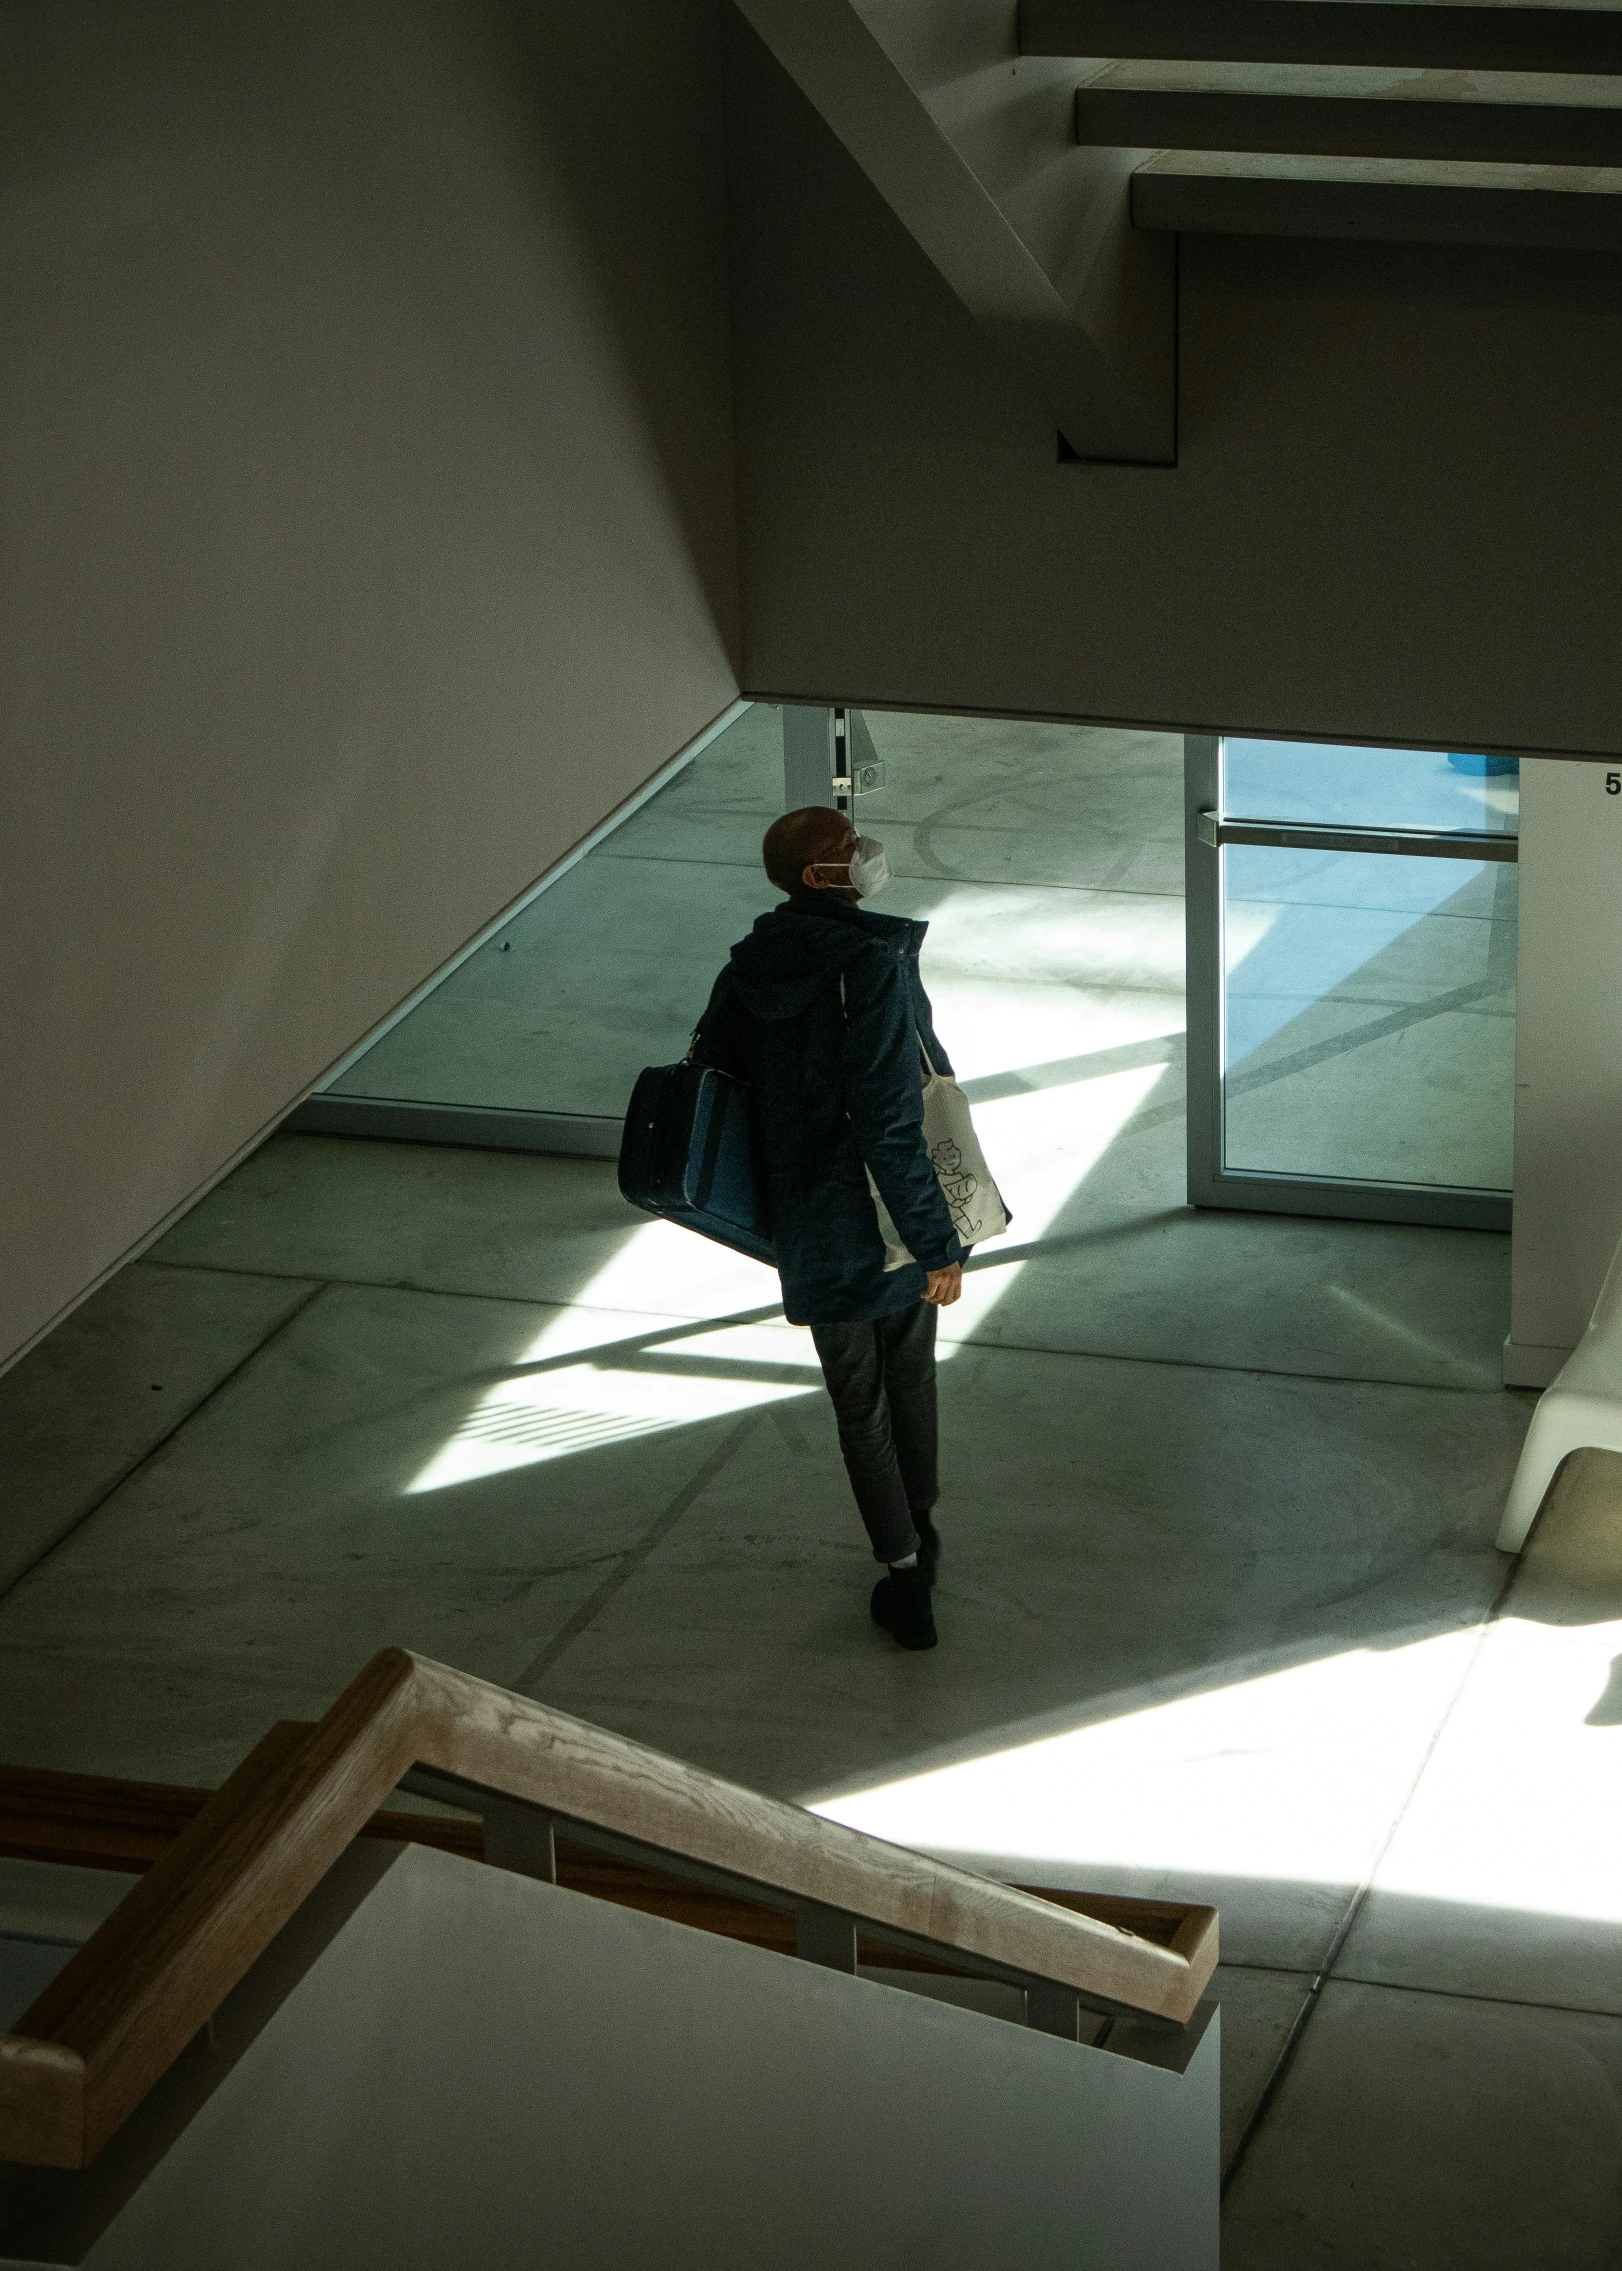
0;1;739;1371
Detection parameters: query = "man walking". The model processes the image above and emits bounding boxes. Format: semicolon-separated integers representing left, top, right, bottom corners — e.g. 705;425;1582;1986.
705;805;963;1650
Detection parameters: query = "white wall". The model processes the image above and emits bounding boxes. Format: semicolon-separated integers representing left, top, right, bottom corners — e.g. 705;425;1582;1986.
2;1840;1219;2268
0;1;739;1370
1508;759;1622;1385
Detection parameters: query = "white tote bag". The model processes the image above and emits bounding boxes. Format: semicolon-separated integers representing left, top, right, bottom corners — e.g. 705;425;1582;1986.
868;1044;1010;1271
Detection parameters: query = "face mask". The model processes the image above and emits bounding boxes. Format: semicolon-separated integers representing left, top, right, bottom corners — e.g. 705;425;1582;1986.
813;835;889;899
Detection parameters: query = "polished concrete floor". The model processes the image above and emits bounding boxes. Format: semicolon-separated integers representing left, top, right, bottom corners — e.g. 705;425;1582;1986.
4;1135;1614;2259
4;723;1615;2262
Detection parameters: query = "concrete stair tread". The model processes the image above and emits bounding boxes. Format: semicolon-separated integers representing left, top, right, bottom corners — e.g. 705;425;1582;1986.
1077;69;1622;165
1023;1;1622;77
1085;60;1622;109
1132;146;1622;244
1136;149;1622;192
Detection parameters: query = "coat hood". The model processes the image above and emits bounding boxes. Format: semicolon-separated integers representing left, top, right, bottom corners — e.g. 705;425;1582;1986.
728;898;927;1023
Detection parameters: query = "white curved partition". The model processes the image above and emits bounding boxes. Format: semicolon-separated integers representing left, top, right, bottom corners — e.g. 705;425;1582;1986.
1498;1231;1622;1551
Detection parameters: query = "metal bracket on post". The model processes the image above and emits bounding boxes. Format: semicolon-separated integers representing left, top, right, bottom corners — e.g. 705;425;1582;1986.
481;1797;558;1885
796;1903;859;1972
1026;1982;1084;2040
847;710;886;798
783;705;886;814
831;711;889;802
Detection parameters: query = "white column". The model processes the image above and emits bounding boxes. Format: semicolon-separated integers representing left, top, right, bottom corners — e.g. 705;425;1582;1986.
1507;757;1622;1385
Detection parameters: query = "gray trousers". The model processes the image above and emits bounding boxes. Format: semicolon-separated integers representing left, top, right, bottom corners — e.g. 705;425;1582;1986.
810;1304;939;1562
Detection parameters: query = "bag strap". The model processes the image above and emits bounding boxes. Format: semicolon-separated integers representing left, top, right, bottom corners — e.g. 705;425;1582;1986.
687;964;737;1066
692;1078;733;1209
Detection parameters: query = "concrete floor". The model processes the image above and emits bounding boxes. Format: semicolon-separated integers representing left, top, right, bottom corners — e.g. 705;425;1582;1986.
4;721;1616;2263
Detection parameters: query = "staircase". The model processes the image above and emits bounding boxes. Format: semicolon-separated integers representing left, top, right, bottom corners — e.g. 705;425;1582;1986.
1032;1;1622;254
0;1649;1219;2268
732;0;1622;462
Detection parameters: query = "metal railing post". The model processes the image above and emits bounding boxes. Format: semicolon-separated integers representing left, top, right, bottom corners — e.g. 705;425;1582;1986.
796;1904;859;1972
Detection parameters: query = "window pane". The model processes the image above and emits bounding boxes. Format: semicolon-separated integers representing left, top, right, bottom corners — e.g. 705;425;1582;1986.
1222;844;1516;1192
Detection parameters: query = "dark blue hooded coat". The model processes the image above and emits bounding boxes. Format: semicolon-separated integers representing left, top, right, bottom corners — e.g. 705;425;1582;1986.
703;893;963;1327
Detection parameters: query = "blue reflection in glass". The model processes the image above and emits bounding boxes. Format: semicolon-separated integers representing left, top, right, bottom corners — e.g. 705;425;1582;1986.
1216;735;1518;1191
1222;740;1518;836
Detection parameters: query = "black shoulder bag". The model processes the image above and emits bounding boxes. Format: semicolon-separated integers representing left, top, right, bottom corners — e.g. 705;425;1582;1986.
616;968;775;1265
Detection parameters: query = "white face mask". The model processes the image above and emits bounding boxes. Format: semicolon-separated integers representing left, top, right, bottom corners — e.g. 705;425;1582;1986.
846;836;890;899
812;835;890;900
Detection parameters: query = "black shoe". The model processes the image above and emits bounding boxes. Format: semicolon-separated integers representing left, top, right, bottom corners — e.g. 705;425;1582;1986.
871;1564;938;1651
913;1512;942;1589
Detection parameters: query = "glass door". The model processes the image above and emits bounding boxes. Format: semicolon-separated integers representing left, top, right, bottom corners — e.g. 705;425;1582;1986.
1185;735;1518;1230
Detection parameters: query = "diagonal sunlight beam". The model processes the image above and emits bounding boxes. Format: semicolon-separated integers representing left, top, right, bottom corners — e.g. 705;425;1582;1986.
401;1209;806;1497
405;1333;819;1496
811;1634;1484;1889
854;873;1189;1353
960;1031;1182;1105
937;1061;1171;1349
805;1625;1622;1931
1367;1614;1622;1930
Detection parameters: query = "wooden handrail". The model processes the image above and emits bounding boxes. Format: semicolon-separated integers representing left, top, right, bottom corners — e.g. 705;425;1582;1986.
0;1649;1218;2169
0;1757;1207;1971
0;1753;485;1875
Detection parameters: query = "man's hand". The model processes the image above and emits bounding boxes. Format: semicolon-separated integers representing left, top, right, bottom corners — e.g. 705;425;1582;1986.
923;1264;962;1307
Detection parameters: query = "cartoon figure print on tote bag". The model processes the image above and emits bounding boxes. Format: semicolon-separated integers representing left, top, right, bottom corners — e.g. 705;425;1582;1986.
836;975;1009;1270
866;1039;1010;1270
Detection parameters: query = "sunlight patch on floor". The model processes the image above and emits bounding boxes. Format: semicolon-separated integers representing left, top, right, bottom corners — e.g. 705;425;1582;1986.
940;1061;1170;1346
906;885;1186;1005
812;1632;1483;1896
929;980;1183;1089
406;1317;819;1494
528;1217;779;1346
1365;1614;1622;1928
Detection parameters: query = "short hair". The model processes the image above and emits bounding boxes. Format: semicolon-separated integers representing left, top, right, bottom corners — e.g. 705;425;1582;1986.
762;806;850;895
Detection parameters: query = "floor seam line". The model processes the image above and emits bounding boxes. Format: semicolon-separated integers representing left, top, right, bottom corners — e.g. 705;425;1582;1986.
143;1265;1511;1398
0;1280;329;1609
141;1259;740;1319
1218;1967;1326;2201
1322;1970;1622;2021
511;1410;763;1695
945;1336;1510;1395
1220;1558;1518;2199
